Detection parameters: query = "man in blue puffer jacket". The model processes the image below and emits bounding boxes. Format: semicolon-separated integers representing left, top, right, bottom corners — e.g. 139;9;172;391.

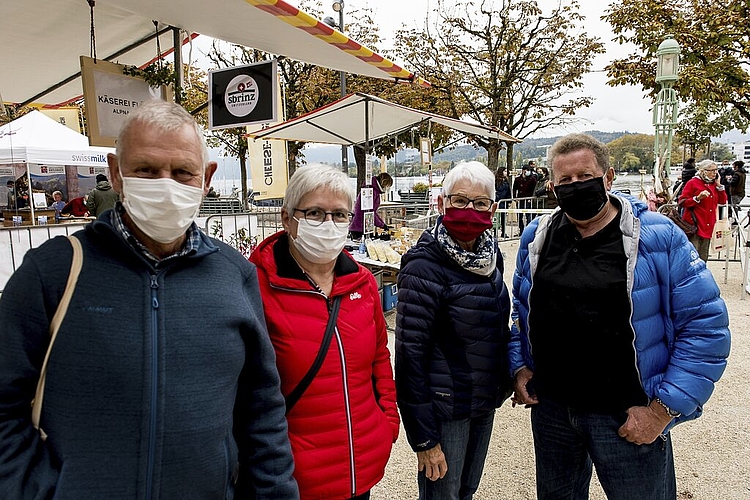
509;134;730;500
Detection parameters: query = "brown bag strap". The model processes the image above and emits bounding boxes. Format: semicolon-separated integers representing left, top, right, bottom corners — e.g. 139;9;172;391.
32;235;83;439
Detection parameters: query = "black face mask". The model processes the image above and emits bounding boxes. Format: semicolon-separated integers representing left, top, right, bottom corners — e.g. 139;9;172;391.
554;176;608;221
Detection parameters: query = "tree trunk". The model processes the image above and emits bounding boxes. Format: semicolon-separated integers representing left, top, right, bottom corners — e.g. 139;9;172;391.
505;142;516;173
486;140;500;172
237;134;249;209
354;145;367;189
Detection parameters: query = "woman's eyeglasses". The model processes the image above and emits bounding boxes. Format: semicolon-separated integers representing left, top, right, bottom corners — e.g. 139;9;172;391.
294;207;353;227
445;194;494;212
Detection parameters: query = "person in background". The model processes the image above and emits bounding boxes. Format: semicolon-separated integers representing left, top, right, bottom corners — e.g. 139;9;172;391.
396;161;512;500
60;195;89;218
533;166;558;211
49;190;66;222
250;164;399;500
672;157;697;199
349;172;394;241
494;167;511;238
729;160;746;223
678;159;728;261
513;164;537;234
0;100;298;498
5;179;26;210
681;157;697;183
510;133;730;500
86;173;119;217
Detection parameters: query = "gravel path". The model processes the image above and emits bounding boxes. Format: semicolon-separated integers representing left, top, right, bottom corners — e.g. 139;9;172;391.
372;239;749;499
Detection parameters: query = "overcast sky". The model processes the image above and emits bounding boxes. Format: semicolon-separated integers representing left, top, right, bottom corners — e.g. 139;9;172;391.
326;0;655;136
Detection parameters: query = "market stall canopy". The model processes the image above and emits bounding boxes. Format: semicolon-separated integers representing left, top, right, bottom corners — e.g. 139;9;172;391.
1;0;428;107
0;111;113;166
246;93;521;145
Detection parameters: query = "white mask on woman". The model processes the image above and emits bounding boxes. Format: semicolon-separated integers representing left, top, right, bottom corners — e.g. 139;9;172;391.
290;219;348;264
121;176;204;244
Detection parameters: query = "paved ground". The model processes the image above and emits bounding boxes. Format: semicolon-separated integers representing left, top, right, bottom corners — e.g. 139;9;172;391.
373;239;749;499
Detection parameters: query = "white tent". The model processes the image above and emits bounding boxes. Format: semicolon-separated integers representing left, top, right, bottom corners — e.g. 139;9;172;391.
247;93;521;146
1;0;427;107
0;111;113;167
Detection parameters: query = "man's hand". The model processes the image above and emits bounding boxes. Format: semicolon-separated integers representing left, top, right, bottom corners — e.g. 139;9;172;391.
417;444;447;481
511;367;538;407
617;400;673;445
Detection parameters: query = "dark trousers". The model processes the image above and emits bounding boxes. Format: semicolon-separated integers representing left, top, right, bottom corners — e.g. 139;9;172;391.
531;398;676;500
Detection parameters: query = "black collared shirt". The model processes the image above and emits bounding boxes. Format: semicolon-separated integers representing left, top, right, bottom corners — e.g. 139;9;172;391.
528;203;647;413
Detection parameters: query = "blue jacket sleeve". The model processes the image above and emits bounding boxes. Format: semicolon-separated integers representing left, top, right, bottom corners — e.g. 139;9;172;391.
655;224;731;418
233;267;299;499
0;250;64;499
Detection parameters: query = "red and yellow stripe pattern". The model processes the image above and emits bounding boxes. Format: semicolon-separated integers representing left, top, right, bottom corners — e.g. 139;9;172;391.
247;0;430;87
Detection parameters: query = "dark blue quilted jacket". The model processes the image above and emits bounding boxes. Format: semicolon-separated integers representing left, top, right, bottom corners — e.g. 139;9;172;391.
395;223;511;452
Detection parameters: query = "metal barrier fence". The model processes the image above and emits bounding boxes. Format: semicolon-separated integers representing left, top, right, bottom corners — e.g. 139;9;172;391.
0;222;89;295
202;209;284;258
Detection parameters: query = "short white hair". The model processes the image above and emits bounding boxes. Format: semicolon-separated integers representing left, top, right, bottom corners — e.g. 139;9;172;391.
696;159;717;171
282;164;355;212
116;99;208;165
442;161;495;200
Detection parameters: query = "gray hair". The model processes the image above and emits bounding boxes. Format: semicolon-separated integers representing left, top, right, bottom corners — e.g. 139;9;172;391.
116;100;208;165
548;133;610;178
696;159;717;171
282;164;355;213
442;161;495;200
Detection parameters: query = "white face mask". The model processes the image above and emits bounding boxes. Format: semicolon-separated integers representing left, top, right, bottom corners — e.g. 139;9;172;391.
121;176;204;244
290;218;348;264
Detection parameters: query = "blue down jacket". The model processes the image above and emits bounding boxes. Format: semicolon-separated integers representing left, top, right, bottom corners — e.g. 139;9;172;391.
509;193;731;426
395;223;511;452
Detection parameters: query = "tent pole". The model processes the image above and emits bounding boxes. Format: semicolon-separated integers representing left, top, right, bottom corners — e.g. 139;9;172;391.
173;27;183;105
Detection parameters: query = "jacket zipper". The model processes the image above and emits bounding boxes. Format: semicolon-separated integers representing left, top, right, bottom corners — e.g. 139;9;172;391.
333;325;356;496
146;274;159;499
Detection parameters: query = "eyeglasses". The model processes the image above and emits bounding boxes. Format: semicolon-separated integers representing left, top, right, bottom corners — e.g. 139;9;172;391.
445;194;494;212
704;168;718;172
293;207;352;227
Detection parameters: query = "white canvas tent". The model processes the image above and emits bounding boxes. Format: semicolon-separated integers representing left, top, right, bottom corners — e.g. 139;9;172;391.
246;93;521;146
1;0;427;107
0;111;113;167
1;111;114;223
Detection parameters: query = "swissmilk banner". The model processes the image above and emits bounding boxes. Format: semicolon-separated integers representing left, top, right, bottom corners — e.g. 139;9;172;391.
209;60;278;130
247;76;287;201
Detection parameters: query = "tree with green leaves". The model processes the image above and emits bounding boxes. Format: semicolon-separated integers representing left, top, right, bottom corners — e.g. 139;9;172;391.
604;0;750;141
390;0;604;171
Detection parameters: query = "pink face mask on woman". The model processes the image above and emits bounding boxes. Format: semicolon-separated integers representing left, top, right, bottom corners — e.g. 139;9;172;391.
442;207;493;242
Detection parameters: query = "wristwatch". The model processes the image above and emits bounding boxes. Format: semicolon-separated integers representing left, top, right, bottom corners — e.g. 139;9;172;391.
654;398;681;418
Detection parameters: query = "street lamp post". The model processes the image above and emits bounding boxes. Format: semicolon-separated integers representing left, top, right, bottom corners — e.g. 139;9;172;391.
652;35;681;201
332;1;348;173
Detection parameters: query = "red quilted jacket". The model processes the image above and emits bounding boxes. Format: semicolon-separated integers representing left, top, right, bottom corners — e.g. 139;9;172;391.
250;231;399;499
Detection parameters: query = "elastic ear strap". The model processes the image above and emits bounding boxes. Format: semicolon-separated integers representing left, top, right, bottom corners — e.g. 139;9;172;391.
32;235;83;433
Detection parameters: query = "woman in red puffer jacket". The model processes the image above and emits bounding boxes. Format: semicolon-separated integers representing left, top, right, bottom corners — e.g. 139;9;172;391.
250;164;399;500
